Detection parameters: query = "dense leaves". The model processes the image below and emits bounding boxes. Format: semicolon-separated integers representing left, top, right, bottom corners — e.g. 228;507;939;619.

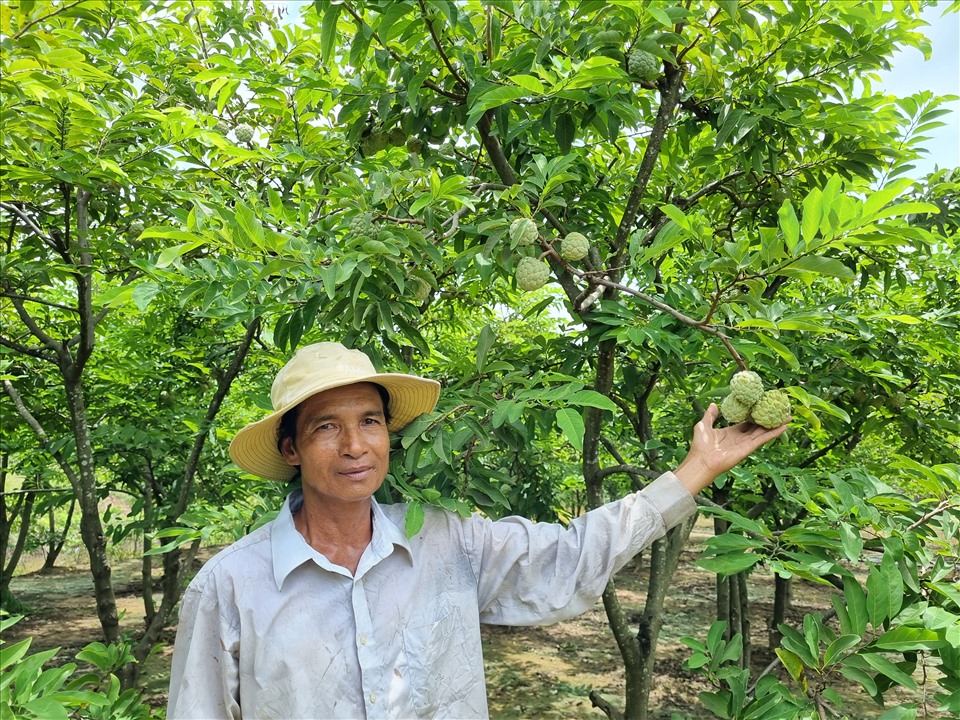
1;0;958;716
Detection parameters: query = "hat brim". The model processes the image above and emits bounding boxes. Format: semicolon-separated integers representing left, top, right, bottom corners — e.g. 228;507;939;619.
229;374;440;481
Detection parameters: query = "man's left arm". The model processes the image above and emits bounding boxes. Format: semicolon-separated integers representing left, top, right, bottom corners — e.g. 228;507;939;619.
468;404;787;626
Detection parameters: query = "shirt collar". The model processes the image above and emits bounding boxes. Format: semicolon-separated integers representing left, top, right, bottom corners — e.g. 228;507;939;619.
271;490;413;591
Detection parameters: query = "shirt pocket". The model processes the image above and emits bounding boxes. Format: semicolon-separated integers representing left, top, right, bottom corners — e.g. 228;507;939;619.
400;606;465;716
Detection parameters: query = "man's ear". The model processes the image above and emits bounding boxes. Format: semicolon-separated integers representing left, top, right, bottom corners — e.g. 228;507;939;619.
279;436;300;467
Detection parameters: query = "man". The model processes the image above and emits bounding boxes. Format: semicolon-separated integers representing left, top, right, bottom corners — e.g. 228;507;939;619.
168;342;787;719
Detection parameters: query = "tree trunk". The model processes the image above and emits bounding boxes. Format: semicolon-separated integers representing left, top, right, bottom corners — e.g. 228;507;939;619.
64;378;120;644
769;574;792;649
738;570;751;669
630;516;697;719
42;497;74;571
1;483;36;599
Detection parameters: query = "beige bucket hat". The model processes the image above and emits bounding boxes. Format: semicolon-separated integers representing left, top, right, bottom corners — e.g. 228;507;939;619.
229;342;440;480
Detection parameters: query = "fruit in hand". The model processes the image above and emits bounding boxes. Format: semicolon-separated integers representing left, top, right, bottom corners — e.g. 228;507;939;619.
729;371;764;406
510;217;539;246
720;394;753;424
718;370;791;428
560;232;590;261
749;389;792;428
516;257;550;291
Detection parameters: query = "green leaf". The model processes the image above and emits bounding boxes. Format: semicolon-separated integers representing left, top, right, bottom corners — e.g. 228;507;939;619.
837;664;878;696
508;74;544;94
566;390;617;411
555;112;574;155
843;577;869;636
824;634;861;666
696;553;761;575
476;324;496;371
778;255;855;280
320;3;341;62
775;648;805;682
861;652;918;690
877;707;917;720
800;188;822;245
873;627;946;651
777;201;800;253
404;501;424;538
467;86;528;126
555;408;584;452
838;522;863;563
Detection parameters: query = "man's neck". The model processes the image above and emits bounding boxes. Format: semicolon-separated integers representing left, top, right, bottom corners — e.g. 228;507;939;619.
294;496;374;576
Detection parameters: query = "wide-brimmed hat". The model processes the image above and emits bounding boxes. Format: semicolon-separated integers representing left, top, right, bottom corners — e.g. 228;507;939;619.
229;342;440;480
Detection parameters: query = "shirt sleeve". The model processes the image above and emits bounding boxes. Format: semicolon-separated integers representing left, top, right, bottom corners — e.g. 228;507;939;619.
167;575;242;720
465;471;696;626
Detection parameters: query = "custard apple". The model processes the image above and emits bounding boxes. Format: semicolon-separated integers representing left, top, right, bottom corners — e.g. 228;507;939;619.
214;120;230;135
388;128;406;147
348;213;375;237
510;218;539;246
235;123;254;143
749;390;791;429
720;393;753;424
560;232;590;261
627;48;659;82
127;220;145;238
406;136;423;153
410;277;431;302
729;371;764;406
516;257;550;291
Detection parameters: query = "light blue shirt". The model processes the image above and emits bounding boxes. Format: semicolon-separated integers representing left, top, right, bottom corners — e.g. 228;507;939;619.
168;472;696;719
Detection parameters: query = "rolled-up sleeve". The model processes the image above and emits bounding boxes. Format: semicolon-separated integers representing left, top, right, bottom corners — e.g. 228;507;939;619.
167;579;241;720
468;471;696;626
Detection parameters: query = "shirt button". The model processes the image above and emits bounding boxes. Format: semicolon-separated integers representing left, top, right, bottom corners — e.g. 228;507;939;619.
359;634;367;645
370;692;378;703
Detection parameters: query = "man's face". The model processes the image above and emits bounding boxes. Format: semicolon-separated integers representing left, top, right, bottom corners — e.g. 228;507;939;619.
280;383;390;508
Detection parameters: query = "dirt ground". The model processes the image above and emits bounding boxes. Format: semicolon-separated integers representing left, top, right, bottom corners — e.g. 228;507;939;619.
5;517;945;719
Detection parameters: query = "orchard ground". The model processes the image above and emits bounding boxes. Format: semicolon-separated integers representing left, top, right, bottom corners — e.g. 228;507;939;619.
8;517;944;719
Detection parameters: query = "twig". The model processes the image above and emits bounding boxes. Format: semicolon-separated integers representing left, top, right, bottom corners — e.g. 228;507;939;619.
907;500;957;532
13;0;86;39
416;0;468;89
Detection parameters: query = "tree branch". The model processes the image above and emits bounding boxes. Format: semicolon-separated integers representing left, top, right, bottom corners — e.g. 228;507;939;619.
9;295;63;356
13;0;86;39
0;202;59;252
416;0;469;90
611;63;687;272
3;379;81;493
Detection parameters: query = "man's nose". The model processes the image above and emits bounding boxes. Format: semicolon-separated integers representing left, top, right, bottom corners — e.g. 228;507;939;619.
339;426;365;455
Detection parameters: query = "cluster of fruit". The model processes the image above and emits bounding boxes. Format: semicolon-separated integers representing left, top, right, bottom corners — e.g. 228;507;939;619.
510;217;591;291
720;371;791;428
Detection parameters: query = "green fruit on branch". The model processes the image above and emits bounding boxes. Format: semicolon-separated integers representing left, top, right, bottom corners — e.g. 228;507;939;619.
388;128;406;146
510;217;539;246
348;213;375;237
410;277;431;302
720;393;753;424
515;257;550;291
626;48;659;81
749;389;792;428
560;231;590;261
406;136;423;153
729;370;764;406
214;120;230;135
235;123;254;143
127;220;145;238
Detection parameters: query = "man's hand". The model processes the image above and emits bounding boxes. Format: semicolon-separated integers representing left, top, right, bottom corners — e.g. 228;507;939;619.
674;403;789;496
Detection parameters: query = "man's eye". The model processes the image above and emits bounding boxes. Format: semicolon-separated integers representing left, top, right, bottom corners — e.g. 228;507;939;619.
362;417;381;425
